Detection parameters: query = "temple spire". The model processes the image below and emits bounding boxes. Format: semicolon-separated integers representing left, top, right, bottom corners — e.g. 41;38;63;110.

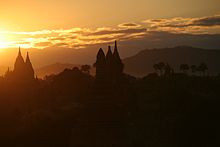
15;46;24;66
97;48;105;59
106;45;113;62
114;40;117;51
113;41;120;60
18;46;22;56
26;52;30;63
25;51;35;79
112;41;124;75
95;48;106;81
107;46;112;55
109;45;112;51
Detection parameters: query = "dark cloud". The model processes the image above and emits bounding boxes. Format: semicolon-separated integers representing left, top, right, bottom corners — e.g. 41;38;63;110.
118;23;140;28
123;31;220;50
148;14;220;29
193;15;220;26
149;19;165;23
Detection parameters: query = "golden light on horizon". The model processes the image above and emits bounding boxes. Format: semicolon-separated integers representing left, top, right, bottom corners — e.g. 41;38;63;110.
0;0;219;75
0;33;9;49
0;30;33;49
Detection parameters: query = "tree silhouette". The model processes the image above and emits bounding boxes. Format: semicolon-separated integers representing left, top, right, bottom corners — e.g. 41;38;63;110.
164;63;172;76
158;62;165;73
81;64;91;74
153;63;160;74
197;63;208;76
153;62;165;76
190;65;197;75
180;64;189;74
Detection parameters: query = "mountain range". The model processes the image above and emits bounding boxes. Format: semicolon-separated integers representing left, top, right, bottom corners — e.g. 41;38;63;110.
1;46;220;78
123;46;220;77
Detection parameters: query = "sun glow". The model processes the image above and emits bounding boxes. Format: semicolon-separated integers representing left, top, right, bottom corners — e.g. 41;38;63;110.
0;41;8;49
0;32;11;49
0;31;23;49
0;40;6;49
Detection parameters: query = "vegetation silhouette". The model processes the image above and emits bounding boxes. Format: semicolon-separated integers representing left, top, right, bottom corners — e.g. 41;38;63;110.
0;41;220;147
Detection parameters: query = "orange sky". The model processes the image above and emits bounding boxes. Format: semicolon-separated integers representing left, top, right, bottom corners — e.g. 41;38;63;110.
0;0;220;31
0;0;220;49
0;0;220;69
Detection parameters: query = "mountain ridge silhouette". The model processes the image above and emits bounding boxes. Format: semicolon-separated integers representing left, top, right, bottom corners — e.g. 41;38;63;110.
1;46;220;78
123;46;220;77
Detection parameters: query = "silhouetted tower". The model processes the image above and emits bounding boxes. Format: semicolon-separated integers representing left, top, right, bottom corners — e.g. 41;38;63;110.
73;42;130;147
95;48;106;81
106;45;114;65
11;47;35;81
95;41;124;82
14;47;25;76
113;41;124;77
106;45;115;80
25;52;35;79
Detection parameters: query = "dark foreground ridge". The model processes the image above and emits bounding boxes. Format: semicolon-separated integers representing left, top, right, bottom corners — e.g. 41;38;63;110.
0;41;220;147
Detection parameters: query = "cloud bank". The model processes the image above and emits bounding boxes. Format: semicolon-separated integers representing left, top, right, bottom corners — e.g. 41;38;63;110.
0;13;220;51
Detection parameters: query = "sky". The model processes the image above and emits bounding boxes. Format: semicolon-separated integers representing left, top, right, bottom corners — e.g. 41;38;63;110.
0;0;220;68
0;0;220;31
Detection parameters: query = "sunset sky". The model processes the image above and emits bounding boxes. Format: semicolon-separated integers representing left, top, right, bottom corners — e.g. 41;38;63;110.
0;0;220;69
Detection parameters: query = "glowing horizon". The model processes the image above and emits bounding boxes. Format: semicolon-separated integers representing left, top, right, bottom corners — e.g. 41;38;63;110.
0;13;220;50
0;0;220;70
0;0;220;49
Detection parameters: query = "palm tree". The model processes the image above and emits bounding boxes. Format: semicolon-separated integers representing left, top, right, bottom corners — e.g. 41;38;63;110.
190;65;197;75
153;62;165;76
180;64;189;74
153;63;159;74
197;63;208;76
164;63;172;76
158;62;165;76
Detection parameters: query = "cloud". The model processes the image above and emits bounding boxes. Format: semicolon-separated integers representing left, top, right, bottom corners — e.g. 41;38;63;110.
51;43;69;48
49;37;67;41
144;14;220;34
1;13;220;50
34;42;53;47
118;23;141;28
192;14;220;26
90;28;146;36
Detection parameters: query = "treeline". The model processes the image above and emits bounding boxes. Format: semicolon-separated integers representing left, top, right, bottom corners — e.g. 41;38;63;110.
0;63;219;146
153;62;209;76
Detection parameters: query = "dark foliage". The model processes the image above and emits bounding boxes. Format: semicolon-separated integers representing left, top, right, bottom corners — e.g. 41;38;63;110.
0;45;220;147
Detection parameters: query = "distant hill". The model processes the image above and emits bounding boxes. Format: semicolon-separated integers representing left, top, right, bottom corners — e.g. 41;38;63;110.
35;63;80;78
35;46;220;78
123;46;220;77
35;63;95;78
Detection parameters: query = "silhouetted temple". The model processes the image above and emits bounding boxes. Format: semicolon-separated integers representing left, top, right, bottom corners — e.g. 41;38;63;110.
5;47;35;81
95;41;124;82
71;41;131;147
